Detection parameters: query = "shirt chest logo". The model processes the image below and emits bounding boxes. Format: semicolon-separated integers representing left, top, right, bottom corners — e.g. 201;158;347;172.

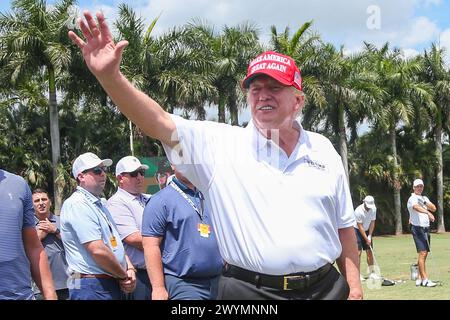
305;159;327;171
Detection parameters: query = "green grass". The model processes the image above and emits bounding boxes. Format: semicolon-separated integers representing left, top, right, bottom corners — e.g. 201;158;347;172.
360;232;450;300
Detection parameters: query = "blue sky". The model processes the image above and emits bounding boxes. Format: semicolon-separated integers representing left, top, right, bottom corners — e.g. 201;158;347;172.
2;0;450;61
1;0;450;122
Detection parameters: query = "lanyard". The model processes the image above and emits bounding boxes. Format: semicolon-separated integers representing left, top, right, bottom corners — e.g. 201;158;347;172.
170;181;204;221
136;195;148;208
76;188;115;234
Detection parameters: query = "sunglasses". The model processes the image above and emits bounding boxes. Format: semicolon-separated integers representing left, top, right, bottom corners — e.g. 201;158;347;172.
126;169;146;178
156;172;169;180
83;166;108;175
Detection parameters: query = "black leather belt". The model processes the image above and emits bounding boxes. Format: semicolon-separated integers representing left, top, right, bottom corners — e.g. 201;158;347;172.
224;263;332;291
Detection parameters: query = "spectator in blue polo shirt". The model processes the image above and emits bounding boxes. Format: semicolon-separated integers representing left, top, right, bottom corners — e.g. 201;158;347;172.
142;166;223;300
61;152;136;300
0;169;56;300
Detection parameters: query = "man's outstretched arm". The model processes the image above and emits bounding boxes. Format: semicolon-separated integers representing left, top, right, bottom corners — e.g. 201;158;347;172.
68;11;176;147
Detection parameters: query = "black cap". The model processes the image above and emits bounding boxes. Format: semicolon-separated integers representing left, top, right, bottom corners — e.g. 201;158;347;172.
157;158;173;174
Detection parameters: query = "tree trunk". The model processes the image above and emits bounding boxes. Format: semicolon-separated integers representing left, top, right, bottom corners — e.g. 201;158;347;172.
390;125;402;235
229;90;239;126
48;67;62;214
435;121;446;232
338;103;349;184
218;93;226;123
129;120;134;156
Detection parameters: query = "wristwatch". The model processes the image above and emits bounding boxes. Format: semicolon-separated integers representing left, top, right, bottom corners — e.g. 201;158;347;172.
54;228;61;235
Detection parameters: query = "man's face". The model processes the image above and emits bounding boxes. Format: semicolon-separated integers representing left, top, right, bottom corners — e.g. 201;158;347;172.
414;184;424;195
247;75;303;131
157;172;171;189
78;166;107;196
32;192;51;216
118;169;145;195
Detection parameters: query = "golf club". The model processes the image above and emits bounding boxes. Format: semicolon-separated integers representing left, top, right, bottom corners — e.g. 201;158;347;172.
365;242;383;289
368;243;382;276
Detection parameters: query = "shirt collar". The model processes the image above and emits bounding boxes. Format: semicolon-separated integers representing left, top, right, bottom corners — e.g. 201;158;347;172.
117;187;149;202
34;212;56;224
117;187;143;201
76;186;101;205
246;118;311;160
172;177;196;195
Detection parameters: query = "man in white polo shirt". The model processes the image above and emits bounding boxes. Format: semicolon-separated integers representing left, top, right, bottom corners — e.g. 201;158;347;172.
107;156;152;299
69;12;362;300
353;195;377;279
407;179;437;287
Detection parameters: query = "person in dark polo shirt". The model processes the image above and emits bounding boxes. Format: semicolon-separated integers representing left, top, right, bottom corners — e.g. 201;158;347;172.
32;189;69;300
142;166;223;300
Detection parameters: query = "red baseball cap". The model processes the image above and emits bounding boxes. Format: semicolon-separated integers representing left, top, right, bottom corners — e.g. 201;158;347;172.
242;51;302;91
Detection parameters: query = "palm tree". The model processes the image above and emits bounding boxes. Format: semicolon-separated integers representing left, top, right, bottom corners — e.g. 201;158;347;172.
0;0;76;213
185;20;261;124
418;44;450;232
270;23;377;181
270;22;328;114
364;43;434;234
131;20;217;124
114;4;159;156
305;44;378;181
0;78;53;189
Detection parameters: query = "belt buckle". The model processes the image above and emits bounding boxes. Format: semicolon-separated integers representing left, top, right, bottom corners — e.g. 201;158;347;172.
283;274;305;290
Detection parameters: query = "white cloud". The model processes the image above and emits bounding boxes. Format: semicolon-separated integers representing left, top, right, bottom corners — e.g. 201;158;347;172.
401;16;439;47
129;0;415;47
401;48;420;59
73;0;446;55
342;45;364;57
416;0;442;7
439;28;450;66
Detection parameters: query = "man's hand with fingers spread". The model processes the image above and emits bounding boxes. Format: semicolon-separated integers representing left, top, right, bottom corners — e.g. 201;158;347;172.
68;11;128;81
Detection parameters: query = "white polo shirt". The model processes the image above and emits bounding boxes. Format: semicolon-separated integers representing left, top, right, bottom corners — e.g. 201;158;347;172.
407;193;431;227
353;204;376;231
107;188;150;269
163;115;355;275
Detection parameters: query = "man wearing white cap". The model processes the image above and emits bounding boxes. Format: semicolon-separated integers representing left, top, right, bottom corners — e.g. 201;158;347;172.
407;179;437;287
107;156;152;300
60;152;136;299
353;196;377;278
69;12;361;300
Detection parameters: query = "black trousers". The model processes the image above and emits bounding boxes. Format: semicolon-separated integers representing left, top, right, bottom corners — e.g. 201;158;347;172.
217;266;349;300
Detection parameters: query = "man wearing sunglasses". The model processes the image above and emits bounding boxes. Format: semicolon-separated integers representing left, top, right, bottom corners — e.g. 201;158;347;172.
107;156;152;300
60;152;136;300
155;158;174;190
